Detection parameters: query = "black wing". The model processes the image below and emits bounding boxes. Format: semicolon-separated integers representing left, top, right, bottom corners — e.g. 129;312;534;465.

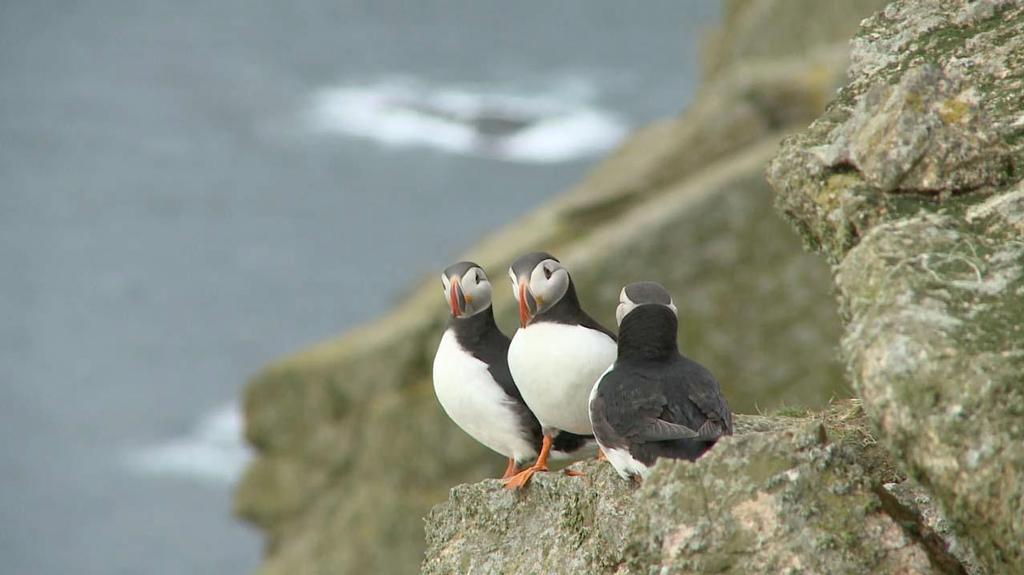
593;361;729;466
637;417;700;441
452;312;545;450
593;367;676;444
466;320;596;452
596;360;732;443
665;357;733;437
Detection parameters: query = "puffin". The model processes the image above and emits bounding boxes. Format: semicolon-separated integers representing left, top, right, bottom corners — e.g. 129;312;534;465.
432;261;591;479
504;252;617;488
589;281;733;481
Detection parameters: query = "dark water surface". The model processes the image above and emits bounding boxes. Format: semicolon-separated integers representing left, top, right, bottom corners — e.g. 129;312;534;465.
0;2;718;573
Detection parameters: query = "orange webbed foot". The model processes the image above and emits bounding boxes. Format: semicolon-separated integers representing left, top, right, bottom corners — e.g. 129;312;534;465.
503;464;548;489
501;458;520;480
505;435;554;489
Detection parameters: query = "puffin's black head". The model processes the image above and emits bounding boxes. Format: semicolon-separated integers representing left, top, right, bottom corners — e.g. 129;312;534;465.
616;281;677;326
440;261;493;319
508;252;571;328
616;282;679;360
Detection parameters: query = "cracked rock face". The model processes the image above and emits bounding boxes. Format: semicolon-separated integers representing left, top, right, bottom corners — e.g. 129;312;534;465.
768;0;1024;571
424;404;973;575
818;64;1011;193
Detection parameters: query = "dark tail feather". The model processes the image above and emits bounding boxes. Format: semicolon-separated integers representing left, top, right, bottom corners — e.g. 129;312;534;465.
662;438;718;462
552;431;593;455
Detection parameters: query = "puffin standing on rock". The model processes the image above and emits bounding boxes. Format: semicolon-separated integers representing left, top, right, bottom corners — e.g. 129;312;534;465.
589;282;732;481
505;252;617;488
432;262;591;479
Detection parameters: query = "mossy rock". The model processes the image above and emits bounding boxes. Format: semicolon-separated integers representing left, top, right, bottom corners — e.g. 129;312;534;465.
424;402;977;574
767;1;1024;571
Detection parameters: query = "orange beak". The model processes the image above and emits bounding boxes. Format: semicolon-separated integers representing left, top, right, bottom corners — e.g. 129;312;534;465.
449;276;463;317
518;282;530;327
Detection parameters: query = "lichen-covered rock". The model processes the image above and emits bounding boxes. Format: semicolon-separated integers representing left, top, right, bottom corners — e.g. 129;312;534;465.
883;480;985;575
767;1;1024;571
817;64;1011;193
424;403;973;575
837;209;1024;572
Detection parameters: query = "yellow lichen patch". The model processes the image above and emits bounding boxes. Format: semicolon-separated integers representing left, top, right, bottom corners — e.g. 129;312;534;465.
815;173;862;211
938;98;971;124
904;92;926;113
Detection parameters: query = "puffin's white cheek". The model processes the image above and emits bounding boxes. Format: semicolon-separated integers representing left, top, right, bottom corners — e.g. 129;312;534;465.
616;304;626;326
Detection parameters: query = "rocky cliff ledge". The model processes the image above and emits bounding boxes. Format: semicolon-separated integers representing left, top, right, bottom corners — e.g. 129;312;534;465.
768;1;1024;571
423;1;1023;574
425;402;979;575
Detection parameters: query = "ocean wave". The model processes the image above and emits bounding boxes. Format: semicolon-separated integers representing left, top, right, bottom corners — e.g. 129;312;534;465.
123;403;251;485
306;76;628;163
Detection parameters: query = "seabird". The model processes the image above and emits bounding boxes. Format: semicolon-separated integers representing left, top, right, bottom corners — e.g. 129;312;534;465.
504;252;617;488
589;281;733;481
432;261;591;479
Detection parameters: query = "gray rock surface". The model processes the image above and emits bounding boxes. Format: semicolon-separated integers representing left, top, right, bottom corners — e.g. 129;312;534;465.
768;1;1024;571
819;64;1011;193
424;403;974;575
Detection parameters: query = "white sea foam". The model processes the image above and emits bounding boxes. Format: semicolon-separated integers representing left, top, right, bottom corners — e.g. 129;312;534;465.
123;403;251;485
306;76;628;163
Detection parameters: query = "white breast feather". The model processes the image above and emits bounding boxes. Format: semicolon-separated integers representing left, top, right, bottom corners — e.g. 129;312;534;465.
432;331;537;462
508;322;617;435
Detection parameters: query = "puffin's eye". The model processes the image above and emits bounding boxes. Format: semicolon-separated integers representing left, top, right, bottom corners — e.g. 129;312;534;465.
543;266;552;280
475;271;482;283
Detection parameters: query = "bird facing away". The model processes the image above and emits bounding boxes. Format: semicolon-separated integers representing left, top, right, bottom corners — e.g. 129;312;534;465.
589;281;733;481
431;261;591;479
504;252;616;488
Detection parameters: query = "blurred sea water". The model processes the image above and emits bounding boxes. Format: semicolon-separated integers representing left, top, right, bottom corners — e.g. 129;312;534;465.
0;1;718;573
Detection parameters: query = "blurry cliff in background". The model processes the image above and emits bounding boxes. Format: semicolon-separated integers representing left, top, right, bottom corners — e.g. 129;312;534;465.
234;1;887;573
